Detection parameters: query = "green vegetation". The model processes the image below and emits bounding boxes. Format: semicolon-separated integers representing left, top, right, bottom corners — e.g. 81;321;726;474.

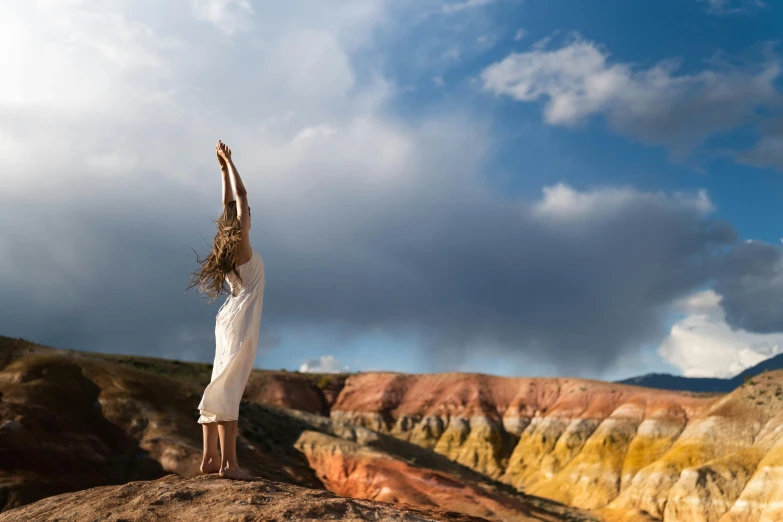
82;350;351;394
86;352;214;386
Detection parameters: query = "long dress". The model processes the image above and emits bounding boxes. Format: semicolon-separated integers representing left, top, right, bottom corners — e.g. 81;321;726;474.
198;248;265;423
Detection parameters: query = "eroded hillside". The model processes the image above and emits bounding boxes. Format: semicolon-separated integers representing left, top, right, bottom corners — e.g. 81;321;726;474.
0;337;591;522
7;335;783;521
331;371;783;521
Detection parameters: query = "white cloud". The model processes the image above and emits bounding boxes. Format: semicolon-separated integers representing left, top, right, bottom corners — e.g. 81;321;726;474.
476;34;497;47
0;2;179;115
0;0;400;358
532;183;713;222
701;0;766;15
736;121;783;170
299;355;349;373
658;290;783;377
442;0;495;14
0;0;392;194
442;48;460;61
2;0;781;381
432;76;445;88
192;0;254;34
481;34;781;160
513;28;527;41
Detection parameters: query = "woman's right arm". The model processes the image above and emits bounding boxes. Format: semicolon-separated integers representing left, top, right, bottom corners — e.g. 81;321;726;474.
227;156;247;199
221;161;235;207
218;141;250;231
227;157;249;229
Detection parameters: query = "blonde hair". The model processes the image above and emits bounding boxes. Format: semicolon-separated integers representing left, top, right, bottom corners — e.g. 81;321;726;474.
187;201;243;302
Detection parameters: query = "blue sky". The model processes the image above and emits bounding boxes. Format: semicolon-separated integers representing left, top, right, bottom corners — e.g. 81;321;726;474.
261;0;783;379
3;0;783;381
380;0;783;240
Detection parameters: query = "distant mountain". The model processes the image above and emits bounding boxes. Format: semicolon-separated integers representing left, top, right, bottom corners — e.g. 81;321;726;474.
617;352;783;392
733;352;783;382
617;372;732;393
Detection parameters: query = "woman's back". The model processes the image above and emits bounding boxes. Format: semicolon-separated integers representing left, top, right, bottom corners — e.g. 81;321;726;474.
225;249;264;296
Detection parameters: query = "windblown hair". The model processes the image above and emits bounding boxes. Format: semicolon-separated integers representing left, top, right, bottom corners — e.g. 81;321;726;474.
187;201;243;302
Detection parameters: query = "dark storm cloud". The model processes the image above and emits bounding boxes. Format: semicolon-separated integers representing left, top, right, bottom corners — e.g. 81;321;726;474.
3;155;782;377
713;240;783;333
1;136;778;377
258;182;743;375
3;0;783;378
0;176;275;362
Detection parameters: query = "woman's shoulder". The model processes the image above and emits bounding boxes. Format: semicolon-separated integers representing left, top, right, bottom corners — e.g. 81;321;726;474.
252;249;265;274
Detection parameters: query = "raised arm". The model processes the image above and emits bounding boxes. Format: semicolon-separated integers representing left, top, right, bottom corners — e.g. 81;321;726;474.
218;146;235;207
217;141;247;197
216;141;252;259
227;157;247;199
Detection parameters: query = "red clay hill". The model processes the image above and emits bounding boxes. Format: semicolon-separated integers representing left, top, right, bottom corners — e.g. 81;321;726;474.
5;335;783;521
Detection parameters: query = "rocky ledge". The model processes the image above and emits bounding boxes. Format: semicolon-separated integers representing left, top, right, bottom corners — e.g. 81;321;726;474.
0;475;487;522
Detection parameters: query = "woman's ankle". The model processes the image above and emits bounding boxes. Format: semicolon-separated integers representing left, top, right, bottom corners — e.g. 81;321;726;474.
202;453;219;463
221;460;239;470
200;455;221;474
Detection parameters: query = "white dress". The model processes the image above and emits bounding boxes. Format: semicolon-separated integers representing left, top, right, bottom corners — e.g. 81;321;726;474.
198;248;265;423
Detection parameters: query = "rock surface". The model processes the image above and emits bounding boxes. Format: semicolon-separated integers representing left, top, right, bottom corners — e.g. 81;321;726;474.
0;475;486;522
294;430;589;522
11;335;783;521
332;371;783;521
0;337;589;522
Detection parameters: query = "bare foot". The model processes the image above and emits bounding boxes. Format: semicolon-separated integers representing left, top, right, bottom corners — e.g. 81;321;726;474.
219;463;256;481
200;456;220;474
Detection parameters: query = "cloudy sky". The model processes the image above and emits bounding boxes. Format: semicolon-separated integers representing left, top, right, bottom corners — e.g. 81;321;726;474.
3;0;783;380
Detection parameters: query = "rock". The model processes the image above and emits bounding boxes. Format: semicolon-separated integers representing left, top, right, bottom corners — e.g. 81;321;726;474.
0;339;590;521
331;371;783;520
0;475;487;522
0;346;323;512
294;430;584;522
14;336;783;521
0;420;22;432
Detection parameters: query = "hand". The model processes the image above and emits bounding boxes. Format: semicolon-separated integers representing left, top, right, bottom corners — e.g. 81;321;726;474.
216;148;228;172
216;140;232;163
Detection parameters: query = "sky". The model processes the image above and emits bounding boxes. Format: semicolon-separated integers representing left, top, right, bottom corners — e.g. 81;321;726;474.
2;0;783;381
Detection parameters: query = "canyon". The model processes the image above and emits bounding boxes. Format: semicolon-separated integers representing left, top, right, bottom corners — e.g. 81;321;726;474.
2;336;782;521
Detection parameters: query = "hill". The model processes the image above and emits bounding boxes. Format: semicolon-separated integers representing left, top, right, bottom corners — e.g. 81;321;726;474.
0;336;590;522
617;352;783;392
11;335;783;520
0;474;486;522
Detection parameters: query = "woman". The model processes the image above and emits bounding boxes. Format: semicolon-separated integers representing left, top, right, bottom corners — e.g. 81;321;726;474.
187;140;265;481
